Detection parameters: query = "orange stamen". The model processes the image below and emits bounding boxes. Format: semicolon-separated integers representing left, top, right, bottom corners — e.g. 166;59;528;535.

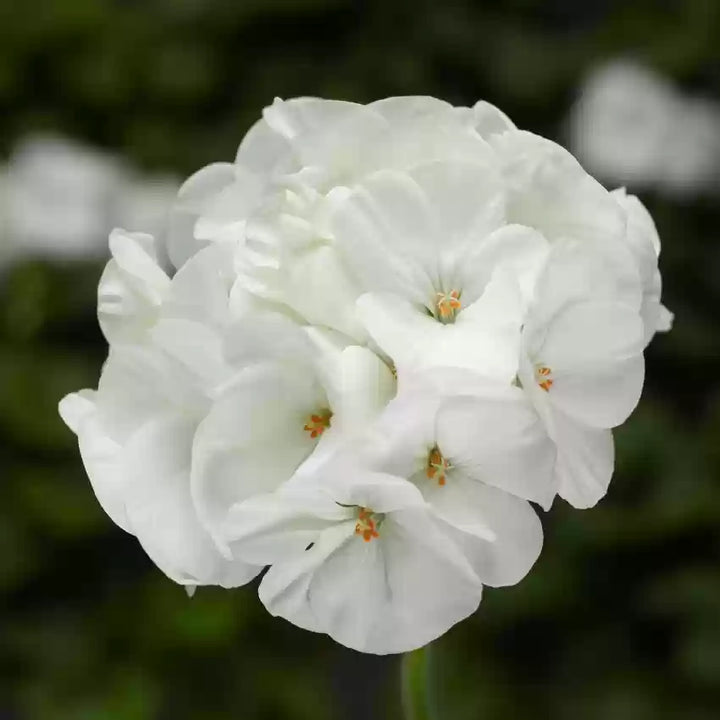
427;447;451;486
303;410;332;438
355;507;380;542
436;290;462;321
535;365;554;392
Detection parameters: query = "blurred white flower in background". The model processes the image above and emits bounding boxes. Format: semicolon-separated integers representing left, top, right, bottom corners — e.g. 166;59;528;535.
0;135;179;268
568;60;720;197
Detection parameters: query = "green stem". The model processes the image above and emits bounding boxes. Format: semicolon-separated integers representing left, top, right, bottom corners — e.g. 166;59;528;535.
400;644;438;720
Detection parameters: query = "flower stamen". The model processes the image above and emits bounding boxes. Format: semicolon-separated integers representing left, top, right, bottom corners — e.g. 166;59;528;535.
534;365;554;392
355;507;380;542
303;409;332;438
426;446;451;486
436;290;461;322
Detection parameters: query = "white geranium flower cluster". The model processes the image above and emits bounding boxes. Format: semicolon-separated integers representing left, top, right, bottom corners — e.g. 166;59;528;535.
60;97;671;655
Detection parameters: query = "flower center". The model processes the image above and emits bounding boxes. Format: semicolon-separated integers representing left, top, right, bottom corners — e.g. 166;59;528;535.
303;409;332;438
534;365;554;392
355;507;381;542
435;290;461;323
426;446;451;486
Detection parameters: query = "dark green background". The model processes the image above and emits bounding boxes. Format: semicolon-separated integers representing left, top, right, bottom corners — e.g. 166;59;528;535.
1;1;719;718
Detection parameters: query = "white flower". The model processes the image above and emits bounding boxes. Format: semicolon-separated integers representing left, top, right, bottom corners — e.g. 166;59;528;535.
1;135;180;268
59;94;670;652
221;473;483;655
168;97;497;337
5;135;125;259
191;318;396;555
330;162;549;380
305;376;547;587
568;60;720;197
515;240;646;508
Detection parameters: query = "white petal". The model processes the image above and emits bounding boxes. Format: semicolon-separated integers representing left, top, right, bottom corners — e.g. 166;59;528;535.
58;389;96;434
191;363;326;549
223;311;311;369
330;171;438;303
193;167;261;240
305;507;482;654
166;162;235;267
329;471;428;515
536;300;645;371
175;162;237;214
357;291;520;382
60;391;133;533
369;96;457;123
407;161;506;251
494;130;626;244
552;411;615;509
472;100;516;138
455;224;549;307
235;116;291;176
259;522;355;635
95;344;205;444
98;229;170;343
150;319;230;393
279;244;366;340
656;304;674;332
528;237;642;327
419;475;543;587
123;414;261;587
318;344;396;434
436;389;557;508
222;490;351;566
107;228;168;290
531;301;645;428
549;355;645;429
162;241;236;328
262;97;366;141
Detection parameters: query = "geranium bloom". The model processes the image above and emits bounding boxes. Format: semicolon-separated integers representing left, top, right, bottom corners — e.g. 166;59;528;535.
60;95;670;655
191;319;396;556
221;473;483;655
329;161;549;380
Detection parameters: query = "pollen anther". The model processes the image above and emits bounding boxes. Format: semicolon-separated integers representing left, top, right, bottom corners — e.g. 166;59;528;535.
304;410;332;438
426;446;451;486
535;365;554;392
355;507;380;542
436;289;462;322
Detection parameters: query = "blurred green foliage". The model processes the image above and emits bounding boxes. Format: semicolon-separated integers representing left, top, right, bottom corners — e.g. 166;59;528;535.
1;1;719;718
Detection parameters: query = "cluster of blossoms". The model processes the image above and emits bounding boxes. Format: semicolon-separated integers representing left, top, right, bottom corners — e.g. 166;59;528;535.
60;97;671;655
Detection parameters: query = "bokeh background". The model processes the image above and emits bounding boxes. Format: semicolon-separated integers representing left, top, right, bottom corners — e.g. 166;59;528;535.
1;1;719;718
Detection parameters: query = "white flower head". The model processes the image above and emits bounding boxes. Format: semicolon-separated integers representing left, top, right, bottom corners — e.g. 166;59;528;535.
222;473;483;655
60;95;670;652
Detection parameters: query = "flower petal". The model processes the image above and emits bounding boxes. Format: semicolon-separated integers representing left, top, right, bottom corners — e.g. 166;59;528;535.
330;170;438;303
357;291;520;382
191;363;326;549
59;391;132;533
123;414;261;587
552;411;615;509
222;490;351;566
436;389;557;508
305;506;482;654
98;229;170;343
420;475;544;587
